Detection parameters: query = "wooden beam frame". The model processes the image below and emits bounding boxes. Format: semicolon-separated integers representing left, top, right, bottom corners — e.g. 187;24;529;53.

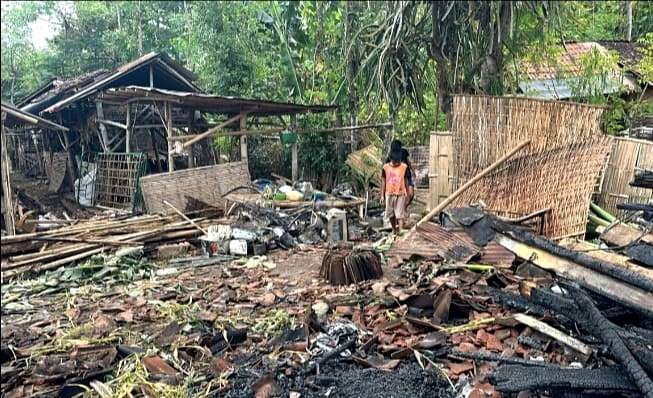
180;112;247;149
240;114;248;163
291;114;298;182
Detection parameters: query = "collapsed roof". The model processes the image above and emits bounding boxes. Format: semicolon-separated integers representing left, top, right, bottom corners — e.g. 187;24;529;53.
1;101;68;131
20;52;200;115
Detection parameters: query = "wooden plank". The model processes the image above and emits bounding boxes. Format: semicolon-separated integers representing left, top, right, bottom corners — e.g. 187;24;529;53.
429;133;453;210
560;239;653;281
429;133;438;210
513;313;592;356
497;234;653;316
125;104;131;152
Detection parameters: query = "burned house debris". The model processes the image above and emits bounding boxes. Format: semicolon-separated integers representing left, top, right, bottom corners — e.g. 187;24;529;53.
2;50;653;398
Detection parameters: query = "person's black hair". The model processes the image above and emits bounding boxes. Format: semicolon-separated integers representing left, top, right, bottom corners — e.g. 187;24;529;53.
390;140;403;151
389;149;403;162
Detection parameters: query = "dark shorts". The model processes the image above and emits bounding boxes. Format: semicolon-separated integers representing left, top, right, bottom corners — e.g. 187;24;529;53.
407;173;414;187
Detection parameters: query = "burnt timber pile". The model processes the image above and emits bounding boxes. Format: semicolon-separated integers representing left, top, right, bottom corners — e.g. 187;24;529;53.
2;61;653;398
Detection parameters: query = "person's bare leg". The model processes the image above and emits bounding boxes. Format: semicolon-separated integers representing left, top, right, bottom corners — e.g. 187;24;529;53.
398;218;404;232
390;217;398;234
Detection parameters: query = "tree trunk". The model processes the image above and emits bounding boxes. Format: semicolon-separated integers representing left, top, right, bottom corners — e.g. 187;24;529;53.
345;0;359;151
137;5;143;55
626;1;633;42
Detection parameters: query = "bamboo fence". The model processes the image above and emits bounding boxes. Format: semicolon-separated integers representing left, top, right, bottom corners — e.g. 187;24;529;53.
452;136;613;238
451;95;605;183
596;137;653;216
447;95;610;238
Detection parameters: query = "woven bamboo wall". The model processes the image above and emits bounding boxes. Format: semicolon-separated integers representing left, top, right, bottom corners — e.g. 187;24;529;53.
452;136;613;238
597;137;653;216
449;95;610;238
140;161;250;214
451;95;605;184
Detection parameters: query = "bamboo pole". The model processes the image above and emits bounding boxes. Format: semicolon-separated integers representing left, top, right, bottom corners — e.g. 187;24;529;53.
416;140;531;227
163;200;208;234
181;113;246;149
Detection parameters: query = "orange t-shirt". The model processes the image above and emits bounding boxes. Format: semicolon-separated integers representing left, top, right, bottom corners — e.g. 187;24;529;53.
383;163;407;195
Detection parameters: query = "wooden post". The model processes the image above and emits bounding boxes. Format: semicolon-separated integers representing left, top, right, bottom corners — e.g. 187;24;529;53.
187;108;195;168
58;113;78;187
1;115;16;235
125;104;131;153
165;101;174;173
416;139;531;227
291;114;298;182
148;129;162;172
240;114;248;163
95;100;110;152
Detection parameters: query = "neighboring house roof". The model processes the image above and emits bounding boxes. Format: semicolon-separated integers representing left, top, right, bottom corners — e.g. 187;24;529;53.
597;40;644;72
101;86;337;116
1;101;68;131
21;52;200;115
519;41;642;100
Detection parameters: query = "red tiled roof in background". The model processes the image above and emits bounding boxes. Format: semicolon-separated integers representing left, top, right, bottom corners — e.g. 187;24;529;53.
523;42;611;80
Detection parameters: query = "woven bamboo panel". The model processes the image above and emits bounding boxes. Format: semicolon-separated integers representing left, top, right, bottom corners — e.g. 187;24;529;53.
44;152;69;193
140;161;250;214
452;136;613;238
597;137;653;216
451;95;605;183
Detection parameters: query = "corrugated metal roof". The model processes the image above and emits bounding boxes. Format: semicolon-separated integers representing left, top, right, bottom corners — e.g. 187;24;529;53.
415;222;479;262
387;227;443;261
477;241;515;268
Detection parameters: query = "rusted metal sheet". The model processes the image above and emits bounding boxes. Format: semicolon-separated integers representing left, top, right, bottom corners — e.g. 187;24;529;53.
415;222;480;262
477;241;516;268
387;228;442;261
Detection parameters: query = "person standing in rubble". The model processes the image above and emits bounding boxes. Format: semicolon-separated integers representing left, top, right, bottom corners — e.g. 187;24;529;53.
386;140;415;211
381;149;409;234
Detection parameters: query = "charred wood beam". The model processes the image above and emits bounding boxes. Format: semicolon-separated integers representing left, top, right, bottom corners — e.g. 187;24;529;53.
565;284;653;397
449;349;556;368
491;218;653;293
490;364;638;393
631;170;653;189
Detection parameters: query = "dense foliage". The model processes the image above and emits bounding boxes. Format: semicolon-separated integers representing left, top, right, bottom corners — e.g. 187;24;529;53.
2;1;651;152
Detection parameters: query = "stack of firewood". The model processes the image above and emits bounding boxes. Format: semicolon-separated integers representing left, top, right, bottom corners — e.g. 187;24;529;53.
1;213;220;279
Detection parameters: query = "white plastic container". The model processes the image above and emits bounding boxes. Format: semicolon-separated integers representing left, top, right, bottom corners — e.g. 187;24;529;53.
229;239;248;256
